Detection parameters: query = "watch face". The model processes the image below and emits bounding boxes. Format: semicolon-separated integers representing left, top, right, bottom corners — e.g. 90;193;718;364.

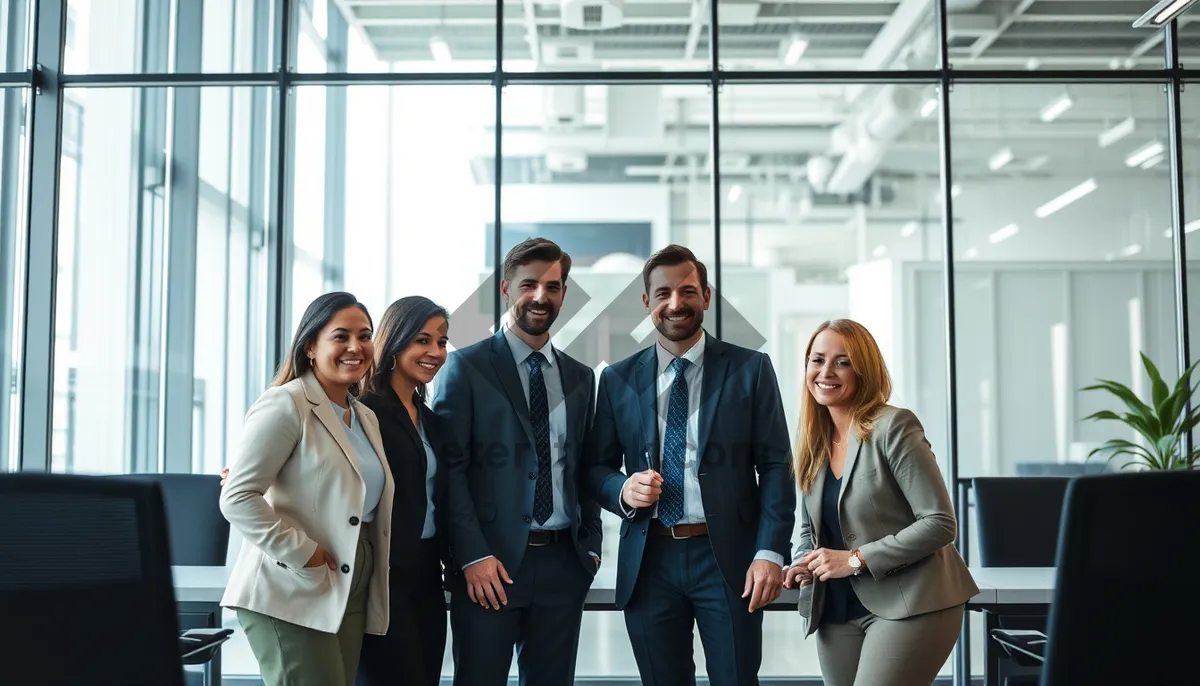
849;552;860;568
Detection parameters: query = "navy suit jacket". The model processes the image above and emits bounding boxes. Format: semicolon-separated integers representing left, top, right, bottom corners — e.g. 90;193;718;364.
584;333;796;609
431;328;602;578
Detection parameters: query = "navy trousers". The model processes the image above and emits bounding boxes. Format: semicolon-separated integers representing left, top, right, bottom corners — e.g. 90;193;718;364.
623;535;764;686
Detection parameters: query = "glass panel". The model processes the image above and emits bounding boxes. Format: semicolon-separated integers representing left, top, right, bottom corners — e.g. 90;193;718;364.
306;0;496;73
718;81;946;678
1;87;27;472
63;0;274;74
950;81;1174;677
950;1;1167;71
1181;83;1200;450
51;86;272;476
1;0;29;72
717;0;937;72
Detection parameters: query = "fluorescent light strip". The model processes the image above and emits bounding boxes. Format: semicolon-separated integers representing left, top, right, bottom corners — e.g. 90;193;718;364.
1035;178;1097;218
1141;154;1165;170
1135;0;1200;27
989;223;1019;244
783;35;808;65
872;244;888;258
963;247;979;259
1040;94;1073;122
727;184;742;203
1120;243;1143;257
900;221;918;238
1126;141;1165;167
1098;117;1136;148
920;98;937;118
429;36;452;63
988;147;1014;171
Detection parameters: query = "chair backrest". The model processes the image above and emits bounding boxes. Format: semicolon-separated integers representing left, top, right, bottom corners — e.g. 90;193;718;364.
1040;471;1200;686
115;473;229;566
0;472;185;686
972;477;1070;567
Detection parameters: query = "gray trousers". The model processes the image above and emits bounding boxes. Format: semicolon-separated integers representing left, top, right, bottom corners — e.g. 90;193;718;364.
815;604;963;686
237;526;375;686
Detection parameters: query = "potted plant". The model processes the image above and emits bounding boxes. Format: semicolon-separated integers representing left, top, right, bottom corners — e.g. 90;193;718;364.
1082;353;1200;470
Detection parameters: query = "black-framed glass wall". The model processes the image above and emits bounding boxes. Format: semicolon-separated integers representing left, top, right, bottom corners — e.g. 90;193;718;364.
3;0;1200;683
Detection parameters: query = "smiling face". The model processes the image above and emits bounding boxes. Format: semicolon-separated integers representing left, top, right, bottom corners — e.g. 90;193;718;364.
643;261;711;343
306;305;374;391
502;260;565;337
395;315;449;387
805;329;858;410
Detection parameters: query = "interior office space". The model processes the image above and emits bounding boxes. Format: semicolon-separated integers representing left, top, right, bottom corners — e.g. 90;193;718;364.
2;0;1199;684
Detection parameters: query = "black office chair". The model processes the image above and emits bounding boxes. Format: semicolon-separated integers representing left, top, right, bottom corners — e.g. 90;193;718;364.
973;477;1070;684
1032;471;1200;685
0;473;232;686
114;473;229;566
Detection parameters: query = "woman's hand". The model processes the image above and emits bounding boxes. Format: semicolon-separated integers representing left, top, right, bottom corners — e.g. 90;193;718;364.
802;548;856;582
304;547;336;569
219;467;230;487
782;563;813;589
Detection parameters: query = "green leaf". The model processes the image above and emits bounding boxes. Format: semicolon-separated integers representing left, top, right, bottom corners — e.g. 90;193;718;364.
1082;379;1153;419
1142;353;1171;429
1082;409;1122;423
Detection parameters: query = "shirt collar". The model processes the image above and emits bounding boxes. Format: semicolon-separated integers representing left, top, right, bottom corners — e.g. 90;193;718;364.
656;333;705;374
503;323;556;368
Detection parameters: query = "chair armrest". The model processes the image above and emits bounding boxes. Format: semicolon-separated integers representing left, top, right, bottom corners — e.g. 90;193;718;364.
990;629;1047;664
179;628;234;665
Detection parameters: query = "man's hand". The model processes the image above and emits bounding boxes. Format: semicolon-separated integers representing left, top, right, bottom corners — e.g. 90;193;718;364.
621;469;663;509
782;563;813;589
464;557;513;610
591;554;600;570
742;559;783;612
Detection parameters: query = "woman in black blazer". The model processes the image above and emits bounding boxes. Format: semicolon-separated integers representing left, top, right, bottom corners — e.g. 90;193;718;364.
356;295;455;686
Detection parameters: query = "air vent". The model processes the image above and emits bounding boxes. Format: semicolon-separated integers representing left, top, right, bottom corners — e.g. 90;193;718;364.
561;0;625;31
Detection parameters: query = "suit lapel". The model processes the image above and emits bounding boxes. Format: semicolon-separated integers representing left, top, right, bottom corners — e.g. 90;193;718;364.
557;352;587;459
634;347;658;472
696;334;728;465
490;332;536;444
837;431;864;509
302;374;363;480
805;466;827;545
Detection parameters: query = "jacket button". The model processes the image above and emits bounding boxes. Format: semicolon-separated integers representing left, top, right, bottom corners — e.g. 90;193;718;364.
523;515;532;522
349;516;360;526
277;561;287;569
846;533;856;542
641;528;646;535
341;564;351;574
528;472;536;480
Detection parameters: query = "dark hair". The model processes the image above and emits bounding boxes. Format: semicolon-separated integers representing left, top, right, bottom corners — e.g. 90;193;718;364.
368;295;450;401
502;237;572;284
642;243;709;294
272;292;373;389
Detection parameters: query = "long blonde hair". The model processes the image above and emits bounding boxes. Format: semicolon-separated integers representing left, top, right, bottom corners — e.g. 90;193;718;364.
794;319;892;494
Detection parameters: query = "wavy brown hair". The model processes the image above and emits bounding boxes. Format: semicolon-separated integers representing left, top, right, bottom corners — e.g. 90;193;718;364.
794;319;892;494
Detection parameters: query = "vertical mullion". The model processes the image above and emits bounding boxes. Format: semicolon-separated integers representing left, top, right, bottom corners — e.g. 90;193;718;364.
322;1;346;290
492;0;502;333
246;0;272;399
161;0;204;473
0;0;26;467
268;0;294;368
709;0;721;338
1166;23;1193;458
19;0;66;472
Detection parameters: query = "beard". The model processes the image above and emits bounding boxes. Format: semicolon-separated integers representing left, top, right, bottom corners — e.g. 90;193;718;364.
655;306;703;342
512;299;558;336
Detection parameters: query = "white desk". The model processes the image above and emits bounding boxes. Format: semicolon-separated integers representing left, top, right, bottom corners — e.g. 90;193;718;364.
967;566;1056;606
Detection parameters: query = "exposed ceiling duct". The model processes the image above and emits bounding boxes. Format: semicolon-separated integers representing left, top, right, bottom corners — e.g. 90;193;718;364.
560;0;625;31
822;85;922;194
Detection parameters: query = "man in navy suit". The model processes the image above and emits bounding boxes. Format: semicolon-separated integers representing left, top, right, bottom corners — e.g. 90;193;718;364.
431;237;602;686
584;243;796;686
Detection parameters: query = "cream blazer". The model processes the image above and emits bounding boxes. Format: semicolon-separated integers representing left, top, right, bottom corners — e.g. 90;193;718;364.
219;373;395;635
794;406;978;635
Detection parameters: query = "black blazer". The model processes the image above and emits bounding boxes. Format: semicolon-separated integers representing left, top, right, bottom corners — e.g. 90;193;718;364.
583;333;797;609
430;328;603;578
360;387;453;577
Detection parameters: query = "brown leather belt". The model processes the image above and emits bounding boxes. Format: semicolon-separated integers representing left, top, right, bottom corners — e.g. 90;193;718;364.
527;529;567;547
649;520;709;539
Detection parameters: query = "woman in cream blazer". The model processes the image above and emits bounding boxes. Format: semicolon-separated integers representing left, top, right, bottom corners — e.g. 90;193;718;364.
783;319;977;686
221;292;395;686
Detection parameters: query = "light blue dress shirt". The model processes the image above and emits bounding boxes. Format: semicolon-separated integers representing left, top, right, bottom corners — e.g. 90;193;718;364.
621;337;785;568
503;325;570;532
418;420;438;539
335;399;387;523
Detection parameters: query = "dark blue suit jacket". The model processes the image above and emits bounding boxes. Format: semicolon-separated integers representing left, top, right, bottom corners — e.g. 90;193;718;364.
584;333;796;609
431;329;602;578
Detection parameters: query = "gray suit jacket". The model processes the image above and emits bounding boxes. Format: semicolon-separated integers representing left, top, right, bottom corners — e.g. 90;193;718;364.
793;406;978;634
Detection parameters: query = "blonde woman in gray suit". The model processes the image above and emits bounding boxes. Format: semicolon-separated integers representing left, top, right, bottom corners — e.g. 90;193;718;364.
782;319;977;686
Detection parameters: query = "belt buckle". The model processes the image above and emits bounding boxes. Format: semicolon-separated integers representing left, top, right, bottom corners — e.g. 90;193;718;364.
670;524;688;540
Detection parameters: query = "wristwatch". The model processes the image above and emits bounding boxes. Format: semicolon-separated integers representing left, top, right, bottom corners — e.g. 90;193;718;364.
848;549;863;576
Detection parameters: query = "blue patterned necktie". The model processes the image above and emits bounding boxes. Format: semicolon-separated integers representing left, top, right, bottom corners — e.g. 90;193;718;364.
658;357;690;527
526;352;554;525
